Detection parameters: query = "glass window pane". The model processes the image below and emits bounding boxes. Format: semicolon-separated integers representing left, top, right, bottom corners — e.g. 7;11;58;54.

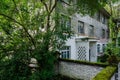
60;46;71;59
67;51;69;58
118;37;120;47
97;44;100;53
78;21;84;34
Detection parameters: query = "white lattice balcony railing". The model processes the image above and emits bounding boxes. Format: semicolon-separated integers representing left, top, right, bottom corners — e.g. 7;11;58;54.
77;46;87;61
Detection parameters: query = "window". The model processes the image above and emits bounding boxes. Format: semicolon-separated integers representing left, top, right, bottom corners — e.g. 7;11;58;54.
102;15;106;24
78;21;84;34
102;44;106;52
102;29;105;38
97;44;100;53
60;15;71;39
60;46;71;59
66;17;71;28
106;30;109;39
89;25;94;37
60;15;71;29
105;18;108;25
97;12;100;21
118;37;120;47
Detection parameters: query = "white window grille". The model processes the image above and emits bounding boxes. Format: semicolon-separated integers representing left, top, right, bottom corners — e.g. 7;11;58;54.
77;46;86;60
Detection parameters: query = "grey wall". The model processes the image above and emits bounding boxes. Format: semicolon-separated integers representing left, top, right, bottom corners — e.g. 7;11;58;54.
71;14;109;40
57;61;103;80
55;60;117;80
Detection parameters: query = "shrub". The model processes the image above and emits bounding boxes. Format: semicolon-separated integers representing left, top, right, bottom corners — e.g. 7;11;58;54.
92;66;117;80
107;54;119;65
98;54;109;63
53;74;82;80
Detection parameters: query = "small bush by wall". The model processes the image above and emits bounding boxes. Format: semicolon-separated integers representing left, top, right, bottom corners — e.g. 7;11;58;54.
53;74;82;80
92;66;117;80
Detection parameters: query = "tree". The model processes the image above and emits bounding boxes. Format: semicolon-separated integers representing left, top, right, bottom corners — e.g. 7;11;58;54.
0;0;109;79
102;0;120;64
105;0;120;44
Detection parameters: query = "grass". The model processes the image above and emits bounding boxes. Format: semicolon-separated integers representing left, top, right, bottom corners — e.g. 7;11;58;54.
92;66;117;80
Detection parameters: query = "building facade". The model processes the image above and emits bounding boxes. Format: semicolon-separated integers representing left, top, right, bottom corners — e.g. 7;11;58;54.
60;8;110;62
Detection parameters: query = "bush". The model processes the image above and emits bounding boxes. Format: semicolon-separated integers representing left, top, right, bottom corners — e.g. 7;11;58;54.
107;54;119;65
53;74;82;80
92;66;117;80
98;54;109;63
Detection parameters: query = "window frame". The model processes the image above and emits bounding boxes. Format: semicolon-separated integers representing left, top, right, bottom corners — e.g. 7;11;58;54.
89;25;94;37
118;37;120;47
60;14;71;29
102;44;106;52
102;29;105;38
97;44;100;53
78;21;84;34
60;46;71;59
97;11;101;21
60;14;71;39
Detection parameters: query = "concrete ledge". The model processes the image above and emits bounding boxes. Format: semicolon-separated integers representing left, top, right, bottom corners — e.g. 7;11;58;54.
59;58;109;67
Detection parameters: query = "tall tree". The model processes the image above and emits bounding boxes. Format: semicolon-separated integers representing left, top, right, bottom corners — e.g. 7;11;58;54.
0;0;109;79
105;0;120;44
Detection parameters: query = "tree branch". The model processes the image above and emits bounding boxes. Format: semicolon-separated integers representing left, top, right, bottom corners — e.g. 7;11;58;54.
0;13;22;26
40;0;49;13
12;0;17;9
60;0;71;6
109;1;113;16
0;13;36;48
49;0;52;11
49;0;57;14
